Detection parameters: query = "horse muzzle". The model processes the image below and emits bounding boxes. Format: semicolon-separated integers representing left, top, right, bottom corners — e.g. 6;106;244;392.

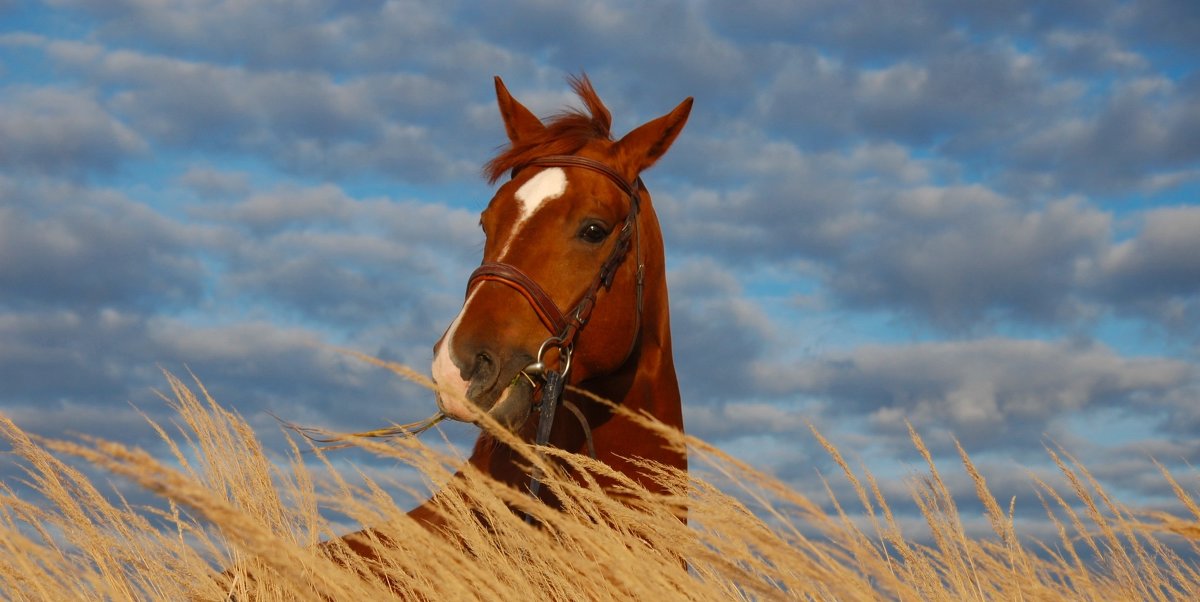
432;344;537;430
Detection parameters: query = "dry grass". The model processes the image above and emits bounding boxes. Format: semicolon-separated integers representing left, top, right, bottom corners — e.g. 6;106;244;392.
0;365;1198;601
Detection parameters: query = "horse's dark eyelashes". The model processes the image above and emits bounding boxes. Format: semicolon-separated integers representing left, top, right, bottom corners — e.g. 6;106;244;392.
578;221;610;244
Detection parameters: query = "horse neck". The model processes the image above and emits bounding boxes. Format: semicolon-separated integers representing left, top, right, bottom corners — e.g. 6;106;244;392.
584;198;682;437
590;199;685;476
578;275;685;483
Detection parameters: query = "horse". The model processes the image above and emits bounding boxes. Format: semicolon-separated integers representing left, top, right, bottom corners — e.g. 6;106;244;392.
334;74;692;561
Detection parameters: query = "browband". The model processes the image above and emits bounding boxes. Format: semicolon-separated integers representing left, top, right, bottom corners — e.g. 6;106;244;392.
521;155;641;208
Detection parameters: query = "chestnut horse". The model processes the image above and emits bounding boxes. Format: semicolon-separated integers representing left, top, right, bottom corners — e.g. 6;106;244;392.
338;75;692;558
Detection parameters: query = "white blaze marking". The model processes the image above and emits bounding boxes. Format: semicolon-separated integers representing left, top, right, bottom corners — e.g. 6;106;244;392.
431;290;478;421
498;167;568;259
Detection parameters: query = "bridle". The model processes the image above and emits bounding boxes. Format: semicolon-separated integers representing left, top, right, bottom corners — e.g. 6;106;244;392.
279;154;646;518
465;154;645;508
469;155;644;352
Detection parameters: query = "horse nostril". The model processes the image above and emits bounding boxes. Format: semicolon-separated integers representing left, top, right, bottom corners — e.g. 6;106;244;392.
473;351;496;380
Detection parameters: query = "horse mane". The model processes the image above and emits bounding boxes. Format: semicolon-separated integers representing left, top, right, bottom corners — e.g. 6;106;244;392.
484;74;614;184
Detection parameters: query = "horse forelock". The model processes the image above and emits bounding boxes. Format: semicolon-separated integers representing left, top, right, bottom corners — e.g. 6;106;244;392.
484;74;614;184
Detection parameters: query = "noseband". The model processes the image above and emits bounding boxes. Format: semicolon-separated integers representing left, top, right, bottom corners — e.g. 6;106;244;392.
465;155;645;509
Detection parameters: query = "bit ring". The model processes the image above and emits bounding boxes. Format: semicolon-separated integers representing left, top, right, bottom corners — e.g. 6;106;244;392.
524;335;573;378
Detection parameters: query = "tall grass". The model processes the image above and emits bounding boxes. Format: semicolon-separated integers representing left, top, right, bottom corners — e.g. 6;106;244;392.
0;365;1197;600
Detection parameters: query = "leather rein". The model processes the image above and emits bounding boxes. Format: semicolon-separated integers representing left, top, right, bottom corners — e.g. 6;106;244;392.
465;154;645;508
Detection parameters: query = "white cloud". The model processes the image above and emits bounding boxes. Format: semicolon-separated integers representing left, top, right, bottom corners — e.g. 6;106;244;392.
756;338;1193;450
1092;206;1200;331
832;190;1111;328
0;181;203;310
42;41;480;182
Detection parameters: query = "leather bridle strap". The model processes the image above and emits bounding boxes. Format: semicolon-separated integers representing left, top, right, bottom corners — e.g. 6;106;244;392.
469;263;568;336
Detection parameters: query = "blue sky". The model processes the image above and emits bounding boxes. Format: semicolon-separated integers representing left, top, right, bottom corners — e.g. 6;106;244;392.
1;0;1198;539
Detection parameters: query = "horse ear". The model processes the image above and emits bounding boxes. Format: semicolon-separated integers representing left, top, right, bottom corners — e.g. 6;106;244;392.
613;97;693;176
494;76;545;143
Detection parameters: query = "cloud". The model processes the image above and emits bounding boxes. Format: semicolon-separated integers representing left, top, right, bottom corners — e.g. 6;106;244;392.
1092;205;1200;333
468;1;750;108
660;127;1192;335
178;166;252;199
0;179;204;311
0;86;145;175
756;338;1193;453
830;189;1110;329
0;170;478;460
1010;76;1200;193
193;181;481;333
0;307;438;438
43;41;480;183
1042;30;1149;75
145;319;428;421
703;0;1143;64
659;140;936;260
660;139;1126;331
759;42;1070;152
704;0;959;59
684;401;810;441
0;308;152;405
218;184;356;234
45;0;534;89
678;2;1195;198
44;0;431;72
668;260;776;406
1116;0;1200;53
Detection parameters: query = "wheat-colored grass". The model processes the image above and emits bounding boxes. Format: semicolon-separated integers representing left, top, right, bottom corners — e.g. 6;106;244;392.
0;365;1197;601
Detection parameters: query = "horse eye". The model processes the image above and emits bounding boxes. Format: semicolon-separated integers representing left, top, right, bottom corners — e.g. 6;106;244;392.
579;223;609;244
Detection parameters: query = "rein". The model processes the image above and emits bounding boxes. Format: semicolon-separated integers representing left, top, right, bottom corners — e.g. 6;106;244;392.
466;154;645;509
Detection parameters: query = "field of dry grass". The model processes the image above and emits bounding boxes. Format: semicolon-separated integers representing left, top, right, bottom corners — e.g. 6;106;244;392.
1;363;1198;600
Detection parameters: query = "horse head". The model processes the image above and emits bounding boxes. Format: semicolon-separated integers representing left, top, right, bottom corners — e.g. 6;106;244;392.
432;75;692;432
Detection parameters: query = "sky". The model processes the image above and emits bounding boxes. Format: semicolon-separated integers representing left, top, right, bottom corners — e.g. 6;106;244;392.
1;0;1199;542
